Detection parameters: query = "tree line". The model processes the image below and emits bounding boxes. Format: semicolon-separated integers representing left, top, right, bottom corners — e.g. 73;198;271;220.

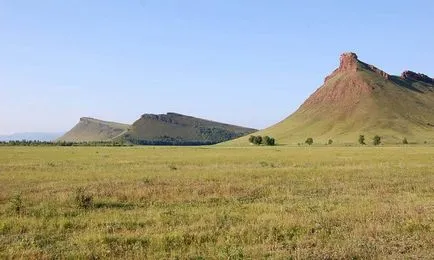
302;135;412;145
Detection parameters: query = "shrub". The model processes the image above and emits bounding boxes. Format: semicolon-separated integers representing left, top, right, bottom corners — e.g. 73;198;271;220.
305;138;313;145
358;135;365;145
249;135;275;146
328;139;333;145
264;136;276;146
373;135;381;146
402;137;408;144
75;187;93;209
253;136;263;145
263;136;271;145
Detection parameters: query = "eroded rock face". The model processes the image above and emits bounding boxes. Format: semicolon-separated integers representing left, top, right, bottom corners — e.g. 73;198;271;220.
339;52;359;72
324;52;358;82
325;52;391;82
401;71;433;84
367;64;390;80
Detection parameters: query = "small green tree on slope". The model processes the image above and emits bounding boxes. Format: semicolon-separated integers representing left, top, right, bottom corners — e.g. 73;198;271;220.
359;135;365;145
373;135;381;146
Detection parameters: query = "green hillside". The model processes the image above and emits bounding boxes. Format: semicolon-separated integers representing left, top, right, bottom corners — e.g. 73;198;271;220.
59;113;256;145
123;112;256;145
57;117;130;142
227;53;434;145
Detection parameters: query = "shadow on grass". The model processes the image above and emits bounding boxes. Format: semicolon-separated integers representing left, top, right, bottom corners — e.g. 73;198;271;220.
390;76;424;93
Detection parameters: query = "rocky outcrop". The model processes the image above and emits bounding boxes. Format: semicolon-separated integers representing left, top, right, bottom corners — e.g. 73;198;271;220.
324;52;390;82
401;71;433;84
337;52;390;79
366;64;390;80
338;52;359;72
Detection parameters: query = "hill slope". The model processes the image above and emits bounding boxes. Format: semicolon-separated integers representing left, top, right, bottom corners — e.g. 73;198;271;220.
59;113;256;144
228;52;434;145
123;112;257;145
57;117;130;142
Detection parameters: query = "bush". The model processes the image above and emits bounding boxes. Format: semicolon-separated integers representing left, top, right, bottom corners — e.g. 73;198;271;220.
249;135;276;146
264;136;276;146
328;139;333;145
305;138;313;145
402;137;408;144
75;187;93;209
253;136;263;145
373;135;381;146
358;135;365;145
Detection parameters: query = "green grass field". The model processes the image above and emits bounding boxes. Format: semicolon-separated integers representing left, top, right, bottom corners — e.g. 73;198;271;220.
1;146;433;259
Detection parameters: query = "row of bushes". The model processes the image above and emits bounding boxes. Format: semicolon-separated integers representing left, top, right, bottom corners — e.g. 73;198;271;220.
358;135;382;145
303;136;383;146
303;135;415;145
248;135;276;146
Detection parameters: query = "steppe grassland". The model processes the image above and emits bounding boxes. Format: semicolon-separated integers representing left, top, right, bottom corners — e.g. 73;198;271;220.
0;146;433;259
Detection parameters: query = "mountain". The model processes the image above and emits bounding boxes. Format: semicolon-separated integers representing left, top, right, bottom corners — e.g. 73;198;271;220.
228;52;434;145
57;117;130;142
0;132;63;142
58;113;257;145
123;112;257;145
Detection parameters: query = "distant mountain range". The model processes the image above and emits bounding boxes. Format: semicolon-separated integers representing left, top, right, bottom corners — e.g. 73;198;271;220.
57;113;257;145
0;132;64;142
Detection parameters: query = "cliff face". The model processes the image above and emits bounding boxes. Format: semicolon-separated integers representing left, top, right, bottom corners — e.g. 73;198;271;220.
401;70;433;84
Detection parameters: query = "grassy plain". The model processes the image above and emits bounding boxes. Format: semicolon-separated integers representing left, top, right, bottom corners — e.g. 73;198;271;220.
0;146;433;259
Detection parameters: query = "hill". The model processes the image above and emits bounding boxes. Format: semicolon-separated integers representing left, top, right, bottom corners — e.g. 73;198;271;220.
123;112;256;145
227;52;434;145
57;117;130;142
58;113;256;145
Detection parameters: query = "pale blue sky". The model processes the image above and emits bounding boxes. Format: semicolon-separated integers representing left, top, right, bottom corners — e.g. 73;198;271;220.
1;0;433;134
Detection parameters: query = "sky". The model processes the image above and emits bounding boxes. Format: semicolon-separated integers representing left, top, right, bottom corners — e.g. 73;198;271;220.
1;0;433;134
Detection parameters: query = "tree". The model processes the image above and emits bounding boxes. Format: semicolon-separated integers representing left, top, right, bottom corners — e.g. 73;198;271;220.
264;136;271;145
328;139;333;145
305;137;313;145
264;136;276;146
254;135;263;145
402;137;408;144
248;135;255;144
358;135;365;145
373;135;381;146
